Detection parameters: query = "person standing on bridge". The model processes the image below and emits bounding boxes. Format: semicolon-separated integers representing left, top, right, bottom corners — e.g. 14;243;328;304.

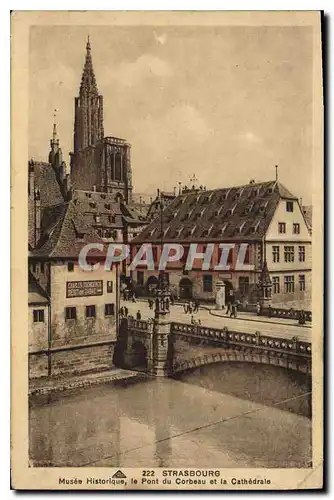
136;310;141;321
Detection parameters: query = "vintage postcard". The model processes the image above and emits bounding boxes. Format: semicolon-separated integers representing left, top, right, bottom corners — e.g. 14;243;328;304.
11;10;323;490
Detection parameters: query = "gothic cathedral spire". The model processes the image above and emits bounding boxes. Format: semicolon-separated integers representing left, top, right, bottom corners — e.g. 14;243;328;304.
74;36;104;153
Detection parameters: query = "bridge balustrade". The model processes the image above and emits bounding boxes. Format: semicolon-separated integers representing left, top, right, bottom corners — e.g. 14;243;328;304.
127;318;154;333
171;322;311;357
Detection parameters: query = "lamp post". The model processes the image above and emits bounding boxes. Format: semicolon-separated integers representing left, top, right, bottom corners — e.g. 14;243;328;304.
147;191;172;377
154;190;171;318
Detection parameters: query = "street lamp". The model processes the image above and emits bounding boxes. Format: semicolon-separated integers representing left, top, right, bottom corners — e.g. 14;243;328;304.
155;190;171;317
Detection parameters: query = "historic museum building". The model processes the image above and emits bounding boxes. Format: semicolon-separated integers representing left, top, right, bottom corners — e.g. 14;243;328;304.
131;179;312;309
28;200;118;378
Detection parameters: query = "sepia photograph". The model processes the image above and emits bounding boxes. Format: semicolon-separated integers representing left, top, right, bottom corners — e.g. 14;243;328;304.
11;10;323;490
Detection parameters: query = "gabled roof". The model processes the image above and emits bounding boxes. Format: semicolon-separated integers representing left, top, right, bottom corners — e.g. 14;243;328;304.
31;201;107;259
28;272;49;304
277;183;298;200
132;180;299;244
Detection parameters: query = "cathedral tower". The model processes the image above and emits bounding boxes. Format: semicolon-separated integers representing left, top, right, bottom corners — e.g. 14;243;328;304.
74;37;104;153
70;37;133;203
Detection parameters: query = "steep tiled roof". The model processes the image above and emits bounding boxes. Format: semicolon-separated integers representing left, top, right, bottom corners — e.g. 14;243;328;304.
133;181;297;244
29;161;64;210
122;203;150;223
302;205;312;229
72;189;124;229
31;201;107;259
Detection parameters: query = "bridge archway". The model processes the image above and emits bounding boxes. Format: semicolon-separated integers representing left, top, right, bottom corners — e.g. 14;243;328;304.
131;341;148;371
173;350;310;375
179;278;193;299
176;359;311;417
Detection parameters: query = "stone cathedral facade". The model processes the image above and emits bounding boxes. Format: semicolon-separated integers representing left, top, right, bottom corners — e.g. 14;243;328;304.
70;37;133;203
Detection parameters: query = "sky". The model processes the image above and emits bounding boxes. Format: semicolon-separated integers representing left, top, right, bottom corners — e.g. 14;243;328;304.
29;25;314;204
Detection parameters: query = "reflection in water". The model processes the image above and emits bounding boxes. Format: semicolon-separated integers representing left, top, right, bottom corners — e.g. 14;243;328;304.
30;363;311;468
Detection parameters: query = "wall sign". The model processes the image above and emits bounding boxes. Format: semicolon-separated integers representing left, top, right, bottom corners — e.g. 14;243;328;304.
66;280;103;298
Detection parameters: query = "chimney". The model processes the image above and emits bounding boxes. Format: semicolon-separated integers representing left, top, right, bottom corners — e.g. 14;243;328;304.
139;196;142;204
157;188;160;197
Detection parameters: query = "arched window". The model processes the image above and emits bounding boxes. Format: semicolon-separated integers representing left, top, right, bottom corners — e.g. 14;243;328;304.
115;153;122;181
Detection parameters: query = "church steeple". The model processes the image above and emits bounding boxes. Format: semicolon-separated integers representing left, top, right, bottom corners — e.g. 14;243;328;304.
74;36;104;153
50;109;59;152
49;109;63;168
79;35;99;96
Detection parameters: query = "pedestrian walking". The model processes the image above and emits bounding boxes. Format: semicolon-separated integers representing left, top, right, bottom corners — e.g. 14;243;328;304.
230;303;237;318
188;302;193;314
124;306;128;317
148;298;153;310
190;315;196;325
136;310;141;321
170;295;175;306
256;302;261;316
132;292;137;303
183;303;188;314
226;301;231;315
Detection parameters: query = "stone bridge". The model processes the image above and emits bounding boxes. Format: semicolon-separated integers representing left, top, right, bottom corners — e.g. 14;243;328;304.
115;317;311;377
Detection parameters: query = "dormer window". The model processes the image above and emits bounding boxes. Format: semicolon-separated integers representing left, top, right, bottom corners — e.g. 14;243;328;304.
105;203;111;210
89;202;96;209
250;220;261;233
221;222;228;234
100;194;106;199
259;201;268;212
94;215;101;223
244;202;254;214
239;221;246;233
85;193;92;198
226;204;237;217
108;215;115;223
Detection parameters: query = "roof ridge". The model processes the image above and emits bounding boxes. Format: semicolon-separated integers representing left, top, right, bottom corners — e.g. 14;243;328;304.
180;180;276;195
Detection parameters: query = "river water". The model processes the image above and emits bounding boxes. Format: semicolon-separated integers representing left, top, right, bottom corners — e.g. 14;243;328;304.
30;363;311;468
